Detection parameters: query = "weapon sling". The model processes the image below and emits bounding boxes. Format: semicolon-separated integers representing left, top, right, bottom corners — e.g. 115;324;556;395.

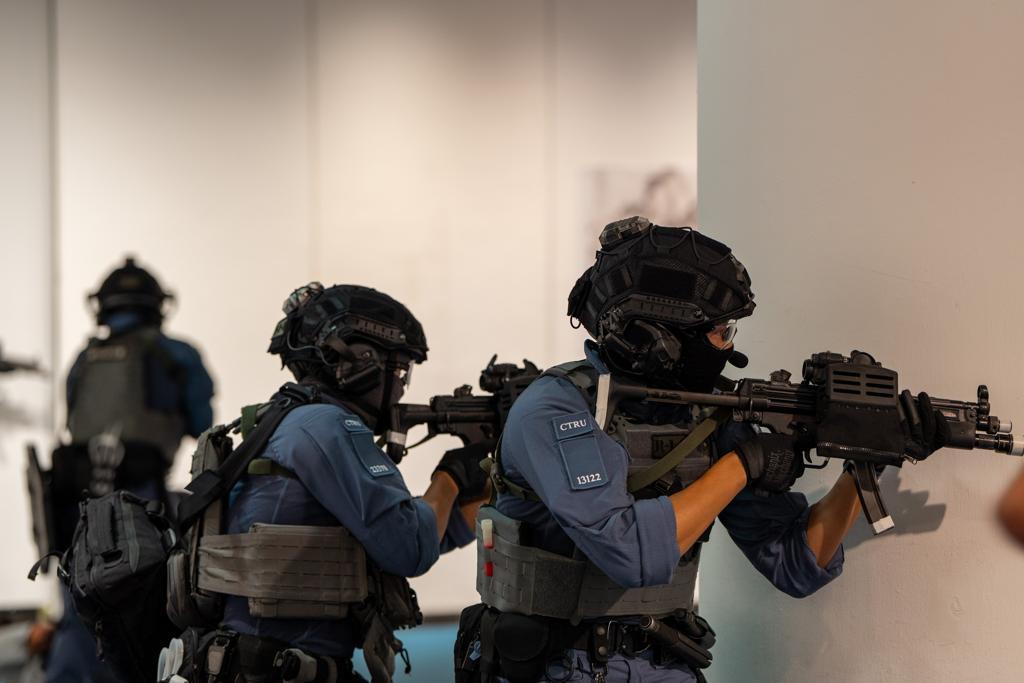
486;369;730;501
177;389;312;530
625;407;731;493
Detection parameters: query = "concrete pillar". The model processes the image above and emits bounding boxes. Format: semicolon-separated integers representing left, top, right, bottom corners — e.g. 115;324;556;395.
698;2;1024;680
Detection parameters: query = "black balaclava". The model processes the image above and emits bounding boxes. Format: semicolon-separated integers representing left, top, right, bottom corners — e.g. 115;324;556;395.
676;333;734;393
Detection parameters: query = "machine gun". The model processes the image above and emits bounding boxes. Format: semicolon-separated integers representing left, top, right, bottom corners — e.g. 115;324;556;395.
0;343;42;374
385;355;542;462
596;350;1021;535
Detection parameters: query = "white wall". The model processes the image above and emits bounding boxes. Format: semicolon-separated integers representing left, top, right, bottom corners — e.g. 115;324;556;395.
698;1;1024;680
0;0;54;609
311;0;554;613
54;0;314;495
0;0;698;615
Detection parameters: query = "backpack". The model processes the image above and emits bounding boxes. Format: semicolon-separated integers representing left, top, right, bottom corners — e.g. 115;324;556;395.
61;492;179;682
29;383;317;681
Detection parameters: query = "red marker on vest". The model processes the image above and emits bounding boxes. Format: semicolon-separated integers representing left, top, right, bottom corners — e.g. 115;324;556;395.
481;519;495;577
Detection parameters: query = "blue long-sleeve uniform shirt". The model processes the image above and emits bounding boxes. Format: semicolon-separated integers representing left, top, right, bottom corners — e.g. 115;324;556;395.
222;397;474;658
496;344;843;601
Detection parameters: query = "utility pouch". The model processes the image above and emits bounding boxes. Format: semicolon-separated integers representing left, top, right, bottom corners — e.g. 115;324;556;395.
492;613;550;683
167;627;218;682
356;609;399;683
351;568;420;683
374;572;421;629
454;603;488;683
166;426;234;629
50;444;92;549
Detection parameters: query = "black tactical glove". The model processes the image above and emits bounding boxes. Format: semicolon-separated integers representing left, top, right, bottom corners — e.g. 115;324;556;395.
735;433;806;494
433;441;494;502
900;390;949;461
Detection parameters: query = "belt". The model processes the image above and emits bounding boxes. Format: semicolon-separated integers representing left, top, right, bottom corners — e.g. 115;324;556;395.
206;631;359;682
571;621;654;661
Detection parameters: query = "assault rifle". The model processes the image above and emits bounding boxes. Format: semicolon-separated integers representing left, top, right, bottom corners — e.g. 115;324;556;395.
596;350;1022;536
0;343;41;374
385;355;542;463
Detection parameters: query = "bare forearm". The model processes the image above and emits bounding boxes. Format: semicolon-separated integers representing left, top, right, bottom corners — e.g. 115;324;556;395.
669;452;747;555
806;471;861;568
460;498;486;531
423;472;459;540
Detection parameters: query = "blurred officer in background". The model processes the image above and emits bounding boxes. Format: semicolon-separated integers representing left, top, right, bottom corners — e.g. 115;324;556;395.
45;256;214;683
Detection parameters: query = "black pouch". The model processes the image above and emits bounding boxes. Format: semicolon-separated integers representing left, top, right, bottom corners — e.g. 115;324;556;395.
669;610;716;651
376;571;422;629
493;613;550;683
50;445;91;550
454;603;488;683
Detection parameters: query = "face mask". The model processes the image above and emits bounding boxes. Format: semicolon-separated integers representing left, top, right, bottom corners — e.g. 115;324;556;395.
676;334;734;393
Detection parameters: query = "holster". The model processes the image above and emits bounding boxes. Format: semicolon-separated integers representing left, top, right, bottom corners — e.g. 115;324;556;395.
455;604;586;683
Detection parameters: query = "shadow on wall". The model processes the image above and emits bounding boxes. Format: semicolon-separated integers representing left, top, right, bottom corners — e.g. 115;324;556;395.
702;468;948;680
802;468;946;551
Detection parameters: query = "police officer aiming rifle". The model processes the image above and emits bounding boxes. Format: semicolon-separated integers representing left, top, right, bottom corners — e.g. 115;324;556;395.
160;282;492;683
457;218;948;683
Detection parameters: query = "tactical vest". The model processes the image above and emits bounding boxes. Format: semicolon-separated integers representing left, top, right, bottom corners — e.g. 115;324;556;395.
478;360;723;623
67;327;187;465
167;401;419;632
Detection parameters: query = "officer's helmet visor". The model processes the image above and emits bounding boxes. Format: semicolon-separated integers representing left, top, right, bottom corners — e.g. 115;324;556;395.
707;320;738;349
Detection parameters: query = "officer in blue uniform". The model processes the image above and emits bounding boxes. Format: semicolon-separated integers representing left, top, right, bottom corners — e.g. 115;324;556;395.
459;218;944;683
172;282;489;683
47;257;214;683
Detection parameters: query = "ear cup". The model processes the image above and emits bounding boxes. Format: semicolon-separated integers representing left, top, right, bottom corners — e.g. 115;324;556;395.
601;320;685;379
333;342;385;394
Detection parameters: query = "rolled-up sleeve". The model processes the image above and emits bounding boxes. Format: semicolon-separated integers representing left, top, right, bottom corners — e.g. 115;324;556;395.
502;377;680;588
718;487;843;598
280;406;441;578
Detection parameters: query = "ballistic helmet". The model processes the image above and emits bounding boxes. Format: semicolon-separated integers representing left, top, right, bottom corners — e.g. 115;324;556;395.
269;282;428;395
88;257;173;325
567;217;755;386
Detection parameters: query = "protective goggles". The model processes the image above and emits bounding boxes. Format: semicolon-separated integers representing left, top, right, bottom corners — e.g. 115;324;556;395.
708;319;739;345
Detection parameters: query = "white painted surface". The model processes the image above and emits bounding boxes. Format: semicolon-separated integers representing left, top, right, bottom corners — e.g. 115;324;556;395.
54;0;313;487
0;0;54;610
698;2;1024;680
0;0;697;616
311;0;697;615
311;0;553;614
